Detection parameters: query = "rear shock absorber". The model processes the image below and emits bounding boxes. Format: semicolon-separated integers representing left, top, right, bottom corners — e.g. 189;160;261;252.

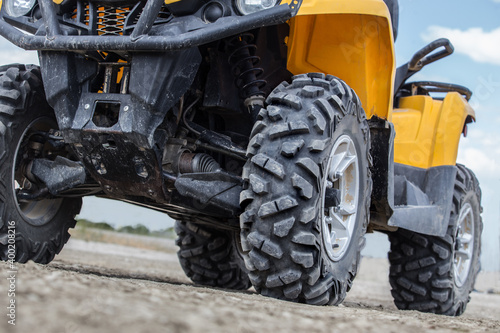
227;33;266;120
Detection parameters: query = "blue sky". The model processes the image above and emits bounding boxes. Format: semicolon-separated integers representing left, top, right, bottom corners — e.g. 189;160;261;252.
0;0;499;270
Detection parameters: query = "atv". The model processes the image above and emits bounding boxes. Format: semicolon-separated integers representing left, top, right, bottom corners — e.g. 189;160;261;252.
0;0;482;316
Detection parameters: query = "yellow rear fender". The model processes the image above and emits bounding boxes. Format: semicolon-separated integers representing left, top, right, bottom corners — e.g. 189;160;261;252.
286;0;396;121
393;93;475;169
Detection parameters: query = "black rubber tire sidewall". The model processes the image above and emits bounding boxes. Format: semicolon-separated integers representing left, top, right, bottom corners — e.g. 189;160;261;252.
449;170;482;314
320;114;370;296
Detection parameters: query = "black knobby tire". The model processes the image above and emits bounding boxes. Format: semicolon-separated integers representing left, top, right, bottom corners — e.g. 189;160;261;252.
0;64;82;264
388;164;482;316
175;220;251;290
239;73;372;305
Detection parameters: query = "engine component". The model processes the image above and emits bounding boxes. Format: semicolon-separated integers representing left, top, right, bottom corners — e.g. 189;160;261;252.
178;153;221;174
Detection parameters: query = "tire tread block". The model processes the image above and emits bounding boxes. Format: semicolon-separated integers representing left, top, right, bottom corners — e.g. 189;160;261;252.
175;220;251;290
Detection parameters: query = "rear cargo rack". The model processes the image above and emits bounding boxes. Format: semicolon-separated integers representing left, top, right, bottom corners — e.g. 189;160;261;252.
402;81;473;101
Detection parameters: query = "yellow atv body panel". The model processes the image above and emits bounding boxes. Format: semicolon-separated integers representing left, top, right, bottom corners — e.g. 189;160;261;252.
286;0;395;121
393;93;475;168
285;0;474;169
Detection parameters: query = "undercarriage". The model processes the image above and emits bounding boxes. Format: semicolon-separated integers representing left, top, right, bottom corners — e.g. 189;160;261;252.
0;0;483;315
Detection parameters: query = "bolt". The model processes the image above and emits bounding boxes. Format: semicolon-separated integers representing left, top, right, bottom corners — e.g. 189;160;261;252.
327;181;334;188
334;172;343;180
135;158;149;178
104;185;112;191
123;106;129;112
84;104;90;110
97;162;107;175
148;189;154;196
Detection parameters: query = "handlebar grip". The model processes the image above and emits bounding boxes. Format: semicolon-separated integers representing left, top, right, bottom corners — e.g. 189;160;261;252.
408;38;454;71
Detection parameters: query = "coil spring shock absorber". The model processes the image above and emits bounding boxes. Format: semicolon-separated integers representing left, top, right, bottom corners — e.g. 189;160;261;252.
227;33;266;119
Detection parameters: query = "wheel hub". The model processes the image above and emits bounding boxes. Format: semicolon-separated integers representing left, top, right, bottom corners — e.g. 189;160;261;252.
454;202;474;288
321;135;359;261
12;118;63;226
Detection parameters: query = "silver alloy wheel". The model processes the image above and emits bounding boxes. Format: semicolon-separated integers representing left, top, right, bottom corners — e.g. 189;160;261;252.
12;118;63;226
321;135;359;261
454;202;475;288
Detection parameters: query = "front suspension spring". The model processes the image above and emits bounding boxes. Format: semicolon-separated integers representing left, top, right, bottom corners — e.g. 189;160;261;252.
227;33;266;100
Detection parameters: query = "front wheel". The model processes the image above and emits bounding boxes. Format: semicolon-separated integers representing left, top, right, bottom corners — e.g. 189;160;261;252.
388;164;482;316
240;73;372;305
0;65;81;264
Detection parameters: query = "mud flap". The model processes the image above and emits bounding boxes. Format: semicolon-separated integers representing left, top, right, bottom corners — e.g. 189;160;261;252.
369;117;395;229
388;164;457;237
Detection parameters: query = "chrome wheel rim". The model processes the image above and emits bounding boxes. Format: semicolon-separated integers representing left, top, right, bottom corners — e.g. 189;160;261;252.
454;202;474;288
321;135;359;261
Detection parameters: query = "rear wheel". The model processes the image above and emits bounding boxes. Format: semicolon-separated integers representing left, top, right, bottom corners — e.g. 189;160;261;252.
388;164;482;316
240;73;372;305
175;219;251;290
0;65;82;264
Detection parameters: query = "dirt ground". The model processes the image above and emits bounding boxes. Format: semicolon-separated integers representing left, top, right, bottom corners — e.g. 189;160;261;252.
1;233;499;333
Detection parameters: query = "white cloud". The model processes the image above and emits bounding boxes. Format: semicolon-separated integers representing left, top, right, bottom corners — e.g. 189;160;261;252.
458;128;500;178
458;147;497;174
422;26;500;66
